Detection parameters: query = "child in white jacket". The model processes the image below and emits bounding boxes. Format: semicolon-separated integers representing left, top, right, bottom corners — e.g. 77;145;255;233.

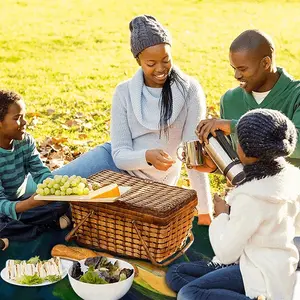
166;108;300;300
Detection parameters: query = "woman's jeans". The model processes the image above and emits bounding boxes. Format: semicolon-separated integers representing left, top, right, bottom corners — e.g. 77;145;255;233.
166;260;252;300
54;142;124;177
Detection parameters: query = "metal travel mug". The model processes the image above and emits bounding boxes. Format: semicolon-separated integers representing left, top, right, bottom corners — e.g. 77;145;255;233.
177;140;203;168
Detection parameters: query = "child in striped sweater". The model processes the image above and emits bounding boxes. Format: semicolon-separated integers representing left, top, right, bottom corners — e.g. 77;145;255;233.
0;90;70;241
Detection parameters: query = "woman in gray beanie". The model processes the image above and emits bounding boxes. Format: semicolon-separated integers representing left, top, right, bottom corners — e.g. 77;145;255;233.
167;108;300;299
45;15;212;224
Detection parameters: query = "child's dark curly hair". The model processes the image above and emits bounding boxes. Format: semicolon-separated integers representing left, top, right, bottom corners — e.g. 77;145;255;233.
0;90;22;121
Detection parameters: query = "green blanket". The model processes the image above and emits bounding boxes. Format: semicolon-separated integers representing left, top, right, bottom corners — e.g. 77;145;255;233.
0;218;214;300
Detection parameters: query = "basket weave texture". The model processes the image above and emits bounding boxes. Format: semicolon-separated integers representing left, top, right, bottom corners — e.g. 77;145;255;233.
70;170;197;263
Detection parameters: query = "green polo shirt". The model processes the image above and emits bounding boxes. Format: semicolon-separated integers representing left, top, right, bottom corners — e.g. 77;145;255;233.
221;67;300;167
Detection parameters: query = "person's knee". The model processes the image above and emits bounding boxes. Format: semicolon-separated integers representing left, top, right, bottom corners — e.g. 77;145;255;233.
165;263;185;292
101;142;112;153
59;202;70;214
165;264;177;287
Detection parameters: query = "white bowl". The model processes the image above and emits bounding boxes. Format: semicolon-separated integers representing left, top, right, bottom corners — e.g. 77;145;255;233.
68;257;134;300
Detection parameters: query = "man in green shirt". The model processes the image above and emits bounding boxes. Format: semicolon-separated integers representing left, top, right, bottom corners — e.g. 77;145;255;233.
197;29;300;168
196;29;300;268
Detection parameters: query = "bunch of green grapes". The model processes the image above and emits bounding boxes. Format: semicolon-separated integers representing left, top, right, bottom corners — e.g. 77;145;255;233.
36;175;90;196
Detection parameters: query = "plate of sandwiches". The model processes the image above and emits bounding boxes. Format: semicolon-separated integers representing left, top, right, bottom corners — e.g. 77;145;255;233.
0;256;72;287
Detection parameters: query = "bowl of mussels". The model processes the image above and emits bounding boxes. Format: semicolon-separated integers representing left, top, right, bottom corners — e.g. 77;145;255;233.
68;256;134;300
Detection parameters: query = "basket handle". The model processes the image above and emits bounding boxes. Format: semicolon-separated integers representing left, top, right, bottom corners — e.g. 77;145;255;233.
132;221;194;267
65;210;94;242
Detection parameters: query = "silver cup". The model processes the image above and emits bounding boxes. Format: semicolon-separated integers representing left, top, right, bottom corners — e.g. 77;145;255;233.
177;140;203;168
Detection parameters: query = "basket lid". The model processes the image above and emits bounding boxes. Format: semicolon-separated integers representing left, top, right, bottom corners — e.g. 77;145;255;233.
88;170;197;218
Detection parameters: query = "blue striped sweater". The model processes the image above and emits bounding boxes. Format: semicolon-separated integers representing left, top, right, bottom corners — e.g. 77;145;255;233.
0;133;52;219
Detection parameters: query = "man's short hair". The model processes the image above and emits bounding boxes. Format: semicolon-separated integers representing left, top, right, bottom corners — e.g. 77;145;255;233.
230;29;275;59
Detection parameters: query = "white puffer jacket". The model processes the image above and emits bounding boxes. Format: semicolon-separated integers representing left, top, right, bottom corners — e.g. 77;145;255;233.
209;163;300;300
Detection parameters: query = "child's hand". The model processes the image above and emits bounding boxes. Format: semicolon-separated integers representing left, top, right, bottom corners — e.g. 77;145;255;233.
213;193;230;217
27;194;51;206
1;238;9;251
16;194;52;213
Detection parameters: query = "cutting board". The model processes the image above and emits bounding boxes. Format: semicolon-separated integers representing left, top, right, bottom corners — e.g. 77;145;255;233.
34;186;131;203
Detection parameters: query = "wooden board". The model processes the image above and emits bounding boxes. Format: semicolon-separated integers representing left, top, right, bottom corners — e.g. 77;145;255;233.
34;186;131;203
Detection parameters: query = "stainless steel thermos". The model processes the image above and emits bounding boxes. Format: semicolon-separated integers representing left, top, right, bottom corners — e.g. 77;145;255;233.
204;131;245;185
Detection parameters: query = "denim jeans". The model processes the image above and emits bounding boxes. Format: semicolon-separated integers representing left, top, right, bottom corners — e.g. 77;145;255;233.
53;142;124;177
166;260;252;300
0;201;70;241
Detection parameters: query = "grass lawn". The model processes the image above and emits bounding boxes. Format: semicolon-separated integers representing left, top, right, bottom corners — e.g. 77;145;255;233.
0;0;300;191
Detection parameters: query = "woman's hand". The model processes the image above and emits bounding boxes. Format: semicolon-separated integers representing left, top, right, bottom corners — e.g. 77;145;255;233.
213;193;230;217
196;118;231;145
146;149;176;171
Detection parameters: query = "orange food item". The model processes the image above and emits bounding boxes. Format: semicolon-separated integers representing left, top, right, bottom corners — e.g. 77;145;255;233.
89;183;120;199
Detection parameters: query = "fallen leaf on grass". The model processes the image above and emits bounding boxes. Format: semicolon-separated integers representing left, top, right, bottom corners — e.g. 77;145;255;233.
78;133;88;139
26;112;41;118
37;136;84;171
47;108;55;115
65;119;81;127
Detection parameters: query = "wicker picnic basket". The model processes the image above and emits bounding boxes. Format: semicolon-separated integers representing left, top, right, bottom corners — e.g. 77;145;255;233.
66;170;197;266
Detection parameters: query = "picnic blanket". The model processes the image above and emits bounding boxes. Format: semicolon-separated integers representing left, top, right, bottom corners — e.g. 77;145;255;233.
0;217;214;300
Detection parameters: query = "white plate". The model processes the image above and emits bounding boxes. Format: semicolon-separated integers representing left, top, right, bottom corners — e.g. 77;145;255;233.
0;259;72;287
34;186;131;203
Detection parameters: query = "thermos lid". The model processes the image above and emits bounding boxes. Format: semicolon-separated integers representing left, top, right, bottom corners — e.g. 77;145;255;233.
231;171;246;185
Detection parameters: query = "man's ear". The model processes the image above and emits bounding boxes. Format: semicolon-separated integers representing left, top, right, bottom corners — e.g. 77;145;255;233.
262;56;272;70
136;57;141;66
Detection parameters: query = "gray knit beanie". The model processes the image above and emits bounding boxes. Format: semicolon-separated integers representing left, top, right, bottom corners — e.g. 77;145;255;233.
237;109;297;160
129;15;171;58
